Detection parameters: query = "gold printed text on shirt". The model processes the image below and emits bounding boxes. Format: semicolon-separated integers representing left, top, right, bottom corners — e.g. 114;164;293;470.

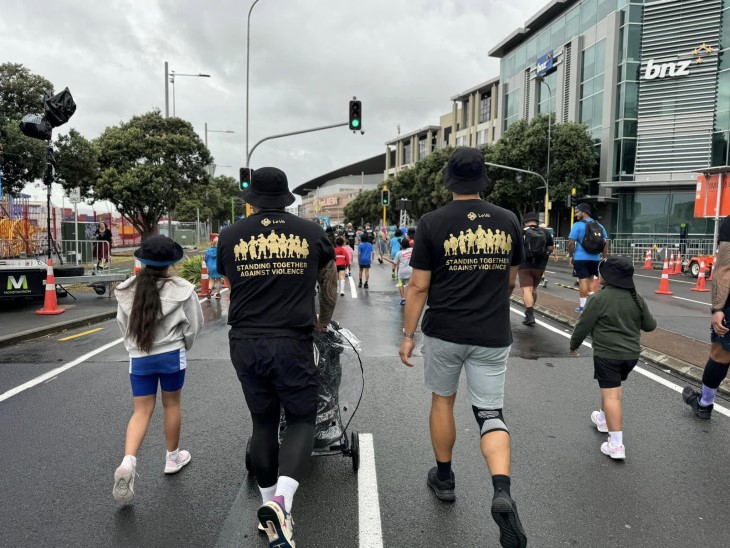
443;225;512;272
233;231;310;277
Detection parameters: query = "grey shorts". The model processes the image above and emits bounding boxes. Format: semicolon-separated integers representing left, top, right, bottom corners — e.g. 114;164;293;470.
423;335;510;409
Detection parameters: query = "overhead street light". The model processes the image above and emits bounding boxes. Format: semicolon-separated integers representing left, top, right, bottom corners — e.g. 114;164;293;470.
535;75;553;226
164;61;212;117
204;123;235;147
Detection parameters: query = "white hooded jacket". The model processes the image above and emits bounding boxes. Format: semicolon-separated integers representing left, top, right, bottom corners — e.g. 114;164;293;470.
115;275;204;358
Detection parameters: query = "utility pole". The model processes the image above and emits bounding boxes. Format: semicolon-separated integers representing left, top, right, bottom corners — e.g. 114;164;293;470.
382;185;388;228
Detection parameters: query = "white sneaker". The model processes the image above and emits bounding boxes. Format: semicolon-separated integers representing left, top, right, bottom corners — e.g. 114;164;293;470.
601;441;626;460
591;411;608;433
258;500;295;547
340;291;345;296
164;449;192;474
112;464;135;503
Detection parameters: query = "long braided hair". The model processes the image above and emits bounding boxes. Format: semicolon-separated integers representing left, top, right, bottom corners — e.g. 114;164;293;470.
629;288;644;314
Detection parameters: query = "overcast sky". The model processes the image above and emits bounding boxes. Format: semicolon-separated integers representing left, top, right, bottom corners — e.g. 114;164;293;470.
2;0;546;208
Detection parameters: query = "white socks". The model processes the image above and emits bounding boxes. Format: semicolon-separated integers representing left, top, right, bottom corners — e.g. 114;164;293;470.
259;484;277;504
167;448;179;460
275;476;300;513
122;455;137;469
579;297;587;308
609;431;623;446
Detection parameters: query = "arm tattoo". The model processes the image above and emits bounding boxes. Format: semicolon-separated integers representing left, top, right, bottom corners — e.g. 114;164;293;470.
317;260;338;325
712;242;730;309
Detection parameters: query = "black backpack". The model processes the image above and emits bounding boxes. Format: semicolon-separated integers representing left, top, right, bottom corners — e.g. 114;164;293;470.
581;220;606;254
524;227;548;262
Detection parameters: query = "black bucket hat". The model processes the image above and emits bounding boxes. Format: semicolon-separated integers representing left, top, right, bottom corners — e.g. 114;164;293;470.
523;212;540;224
241;167;296;209
442;147;491;194
598;256;635;290
134;235;184;268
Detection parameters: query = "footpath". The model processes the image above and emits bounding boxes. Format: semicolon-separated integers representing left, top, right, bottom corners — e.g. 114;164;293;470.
510;289;730;395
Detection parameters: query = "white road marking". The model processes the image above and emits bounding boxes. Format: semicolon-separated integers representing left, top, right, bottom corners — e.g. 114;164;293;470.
510;306;730;418
349;276;358;299
634;273;695;285
0;291;226;404
358;433;384;548
672;296;710;306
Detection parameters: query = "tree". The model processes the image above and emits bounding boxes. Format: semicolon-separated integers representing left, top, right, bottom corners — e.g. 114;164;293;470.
55;129;99;197
93;111;213;240
0;63;54;196
175;174;239;224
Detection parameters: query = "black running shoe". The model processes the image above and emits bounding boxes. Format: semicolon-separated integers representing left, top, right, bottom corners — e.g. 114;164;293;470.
427;467;455;502
491;489;527;548
359;281;363;288
682;386;713;419
364;282;369;289
522;309;535;326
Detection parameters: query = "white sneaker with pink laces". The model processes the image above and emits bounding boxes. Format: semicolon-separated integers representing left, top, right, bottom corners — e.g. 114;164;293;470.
591;411;608;433
164;449;192;474
600;441;625;460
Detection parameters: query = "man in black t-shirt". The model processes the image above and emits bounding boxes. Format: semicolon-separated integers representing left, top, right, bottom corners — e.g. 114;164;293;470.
518;212;554;326
400;147;527;548
217;167;337;548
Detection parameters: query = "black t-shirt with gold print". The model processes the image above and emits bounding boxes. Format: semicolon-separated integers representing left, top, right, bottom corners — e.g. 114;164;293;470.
217;209;335;338
409;199;524;348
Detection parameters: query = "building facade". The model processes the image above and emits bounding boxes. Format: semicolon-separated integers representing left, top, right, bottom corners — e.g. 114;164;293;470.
490;0;729;238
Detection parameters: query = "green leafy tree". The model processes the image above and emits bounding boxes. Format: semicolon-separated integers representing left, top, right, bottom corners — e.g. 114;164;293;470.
94;111;213;240
0;63;53;196
55;129;99;197
176;174;239;224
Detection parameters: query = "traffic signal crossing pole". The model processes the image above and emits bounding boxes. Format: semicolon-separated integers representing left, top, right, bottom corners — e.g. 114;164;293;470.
570;187;576;228
382;186;389;228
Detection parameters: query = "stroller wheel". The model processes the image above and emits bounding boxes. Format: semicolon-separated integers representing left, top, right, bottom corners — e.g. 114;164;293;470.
351;432;360;472
245;436;253;475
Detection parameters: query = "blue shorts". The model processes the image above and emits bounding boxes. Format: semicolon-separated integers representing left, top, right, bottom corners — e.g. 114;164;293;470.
711;309;730;351
573;260;599;280
130;370;186;396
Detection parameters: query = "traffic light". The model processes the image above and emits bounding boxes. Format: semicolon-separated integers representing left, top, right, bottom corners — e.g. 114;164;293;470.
349;100;362;131
381;189;390;206
239;167;252;192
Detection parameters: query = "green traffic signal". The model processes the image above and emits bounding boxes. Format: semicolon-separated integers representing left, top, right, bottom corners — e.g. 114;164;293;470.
239;167;252;192
349;100;362;131
351;119;360;128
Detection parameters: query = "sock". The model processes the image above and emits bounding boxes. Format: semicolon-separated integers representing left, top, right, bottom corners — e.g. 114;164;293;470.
259;484;277;505
700;385;718;407
492;474;511;497
609;431;623;446
275;476;299;513
122;455;137;469
436;460;452;482
166;449;179;460
580;297;587;307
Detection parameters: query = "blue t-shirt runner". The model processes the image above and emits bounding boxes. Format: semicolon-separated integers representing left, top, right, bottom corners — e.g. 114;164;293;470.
358;241;373;266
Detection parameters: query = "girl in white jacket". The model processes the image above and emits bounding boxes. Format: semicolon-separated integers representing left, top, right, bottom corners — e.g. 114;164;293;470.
112;236;203;503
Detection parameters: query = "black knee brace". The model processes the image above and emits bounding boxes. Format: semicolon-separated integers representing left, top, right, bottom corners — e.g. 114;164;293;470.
472;406;508;437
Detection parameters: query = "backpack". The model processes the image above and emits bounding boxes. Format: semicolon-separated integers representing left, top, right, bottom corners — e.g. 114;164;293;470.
581;220;606;254
524;227;548;262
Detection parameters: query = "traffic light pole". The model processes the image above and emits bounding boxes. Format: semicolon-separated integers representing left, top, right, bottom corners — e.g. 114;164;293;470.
484;162;550;225
570;187;576;229
382;185;388;228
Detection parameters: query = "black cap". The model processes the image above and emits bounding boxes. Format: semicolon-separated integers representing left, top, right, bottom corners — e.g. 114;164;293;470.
241;167;296;209
576;203;591;214
598;256;635;290
134;235;184;268
442;147;491;194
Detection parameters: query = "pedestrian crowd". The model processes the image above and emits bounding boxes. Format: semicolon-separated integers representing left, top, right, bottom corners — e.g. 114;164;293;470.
109;147;729;548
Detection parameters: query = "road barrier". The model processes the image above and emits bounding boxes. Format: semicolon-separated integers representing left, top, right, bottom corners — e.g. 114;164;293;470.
691;261;710;292
655;259;673;295
36;260;65;315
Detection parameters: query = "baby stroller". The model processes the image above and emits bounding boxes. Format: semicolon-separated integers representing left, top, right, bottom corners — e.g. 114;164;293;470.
245;320;364;474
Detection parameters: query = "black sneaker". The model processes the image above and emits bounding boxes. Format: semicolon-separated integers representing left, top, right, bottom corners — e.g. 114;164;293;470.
522;309;535;326
359;281;363;288
682;386;713;419
491;489;527;548
364;282;369;289
427;467;455;501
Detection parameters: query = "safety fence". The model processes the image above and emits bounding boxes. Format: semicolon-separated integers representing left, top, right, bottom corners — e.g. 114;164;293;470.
60;240;111;272
551;237;715;263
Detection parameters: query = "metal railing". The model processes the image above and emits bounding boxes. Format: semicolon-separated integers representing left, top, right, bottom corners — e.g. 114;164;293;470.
551;236;715;263
60;240;111;273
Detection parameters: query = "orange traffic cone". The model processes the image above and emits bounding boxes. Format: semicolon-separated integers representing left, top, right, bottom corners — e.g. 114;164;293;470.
642;249;653;270
197;258;210;297
133;259;142;275
593;275;599;293
36;260;65;315
709;254;717;281
655;259;673;295
223;277;229;289
691;261;710;292
671;251;682;275
668;253;675;274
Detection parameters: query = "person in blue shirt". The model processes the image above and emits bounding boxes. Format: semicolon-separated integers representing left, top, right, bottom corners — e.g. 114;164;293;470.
205;237;223;299
358;233;373;289
389;229;402;279
568;203;608;313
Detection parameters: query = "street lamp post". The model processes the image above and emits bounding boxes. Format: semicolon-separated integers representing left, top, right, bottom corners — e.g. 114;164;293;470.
535;76;553;226
163;62;211;118
204;123;235;148
246;0;263;171
485;162;549;224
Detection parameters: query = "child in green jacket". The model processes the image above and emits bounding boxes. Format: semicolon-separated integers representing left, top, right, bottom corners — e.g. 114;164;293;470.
569;256;657;460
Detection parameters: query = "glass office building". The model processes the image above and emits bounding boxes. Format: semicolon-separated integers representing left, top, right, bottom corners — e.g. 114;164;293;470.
490;0;728;238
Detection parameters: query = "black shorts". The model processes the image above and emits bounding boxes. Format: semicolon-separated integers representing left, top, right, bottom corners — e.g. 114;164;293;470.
594;356;638;389
336;265;346;272
574;260;600;280
359;264;370;269
229;335;317;417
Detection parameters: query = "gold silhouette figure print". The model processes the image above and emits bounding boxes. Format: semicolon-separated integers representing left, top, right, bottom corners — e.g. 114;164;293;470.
234;230;310;277
443;225;513;272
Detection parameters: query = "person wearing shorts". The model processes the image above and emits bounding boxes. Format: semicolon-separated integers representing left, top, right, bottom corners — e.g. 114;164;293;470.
112;236;203;503
335;236;350;296
399;147;527;548
384;237;413;305
518;212;554;326
358;233;373;289
683;216;730;420
217;167;337;548
570;256;656;460
568;203;608;313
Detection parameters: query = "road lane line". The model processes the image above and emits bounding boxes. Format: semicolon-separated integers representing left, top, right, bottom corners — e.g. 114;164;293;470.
349;276;358;299
672;296;710;306
1;293;220;403
0;338;124;403
58;327;104;341
358;433;383;548
635;273;695;285
509;307;730;418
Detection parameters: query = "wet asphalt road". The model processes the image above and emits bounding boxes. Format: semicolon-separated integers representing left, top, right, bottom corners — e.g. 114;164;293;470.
1;262;730;547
